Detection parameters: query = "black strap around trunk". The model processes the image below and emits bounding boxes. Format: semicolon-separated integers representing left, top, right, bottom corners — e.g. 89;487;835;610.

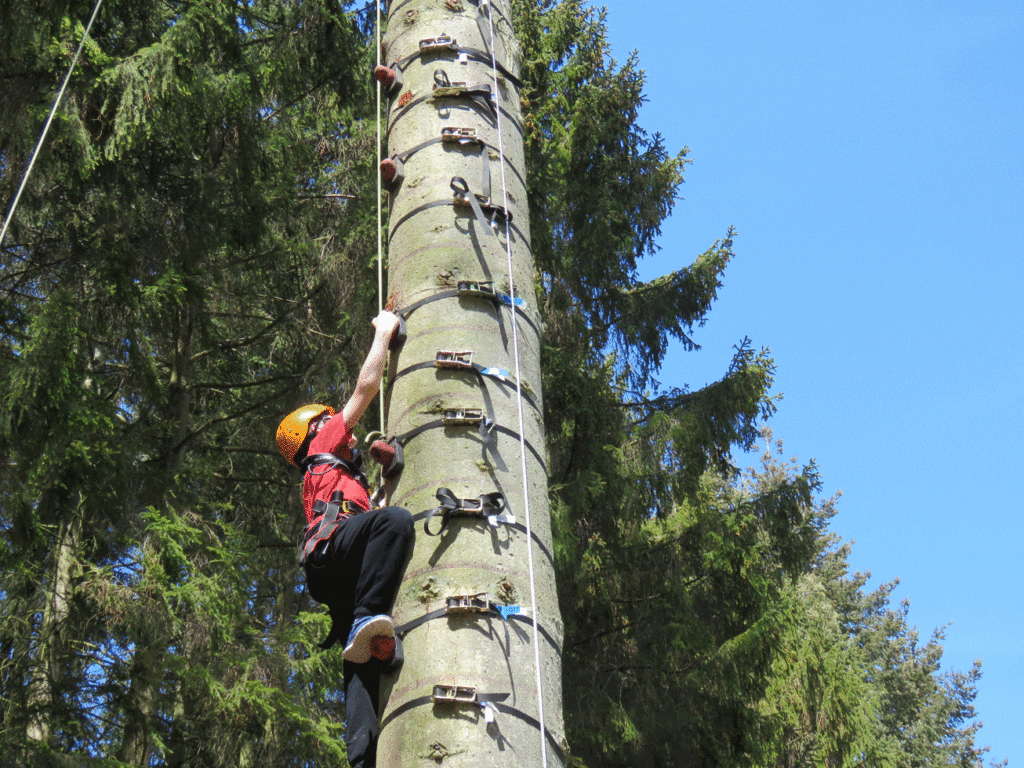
379;690;566;763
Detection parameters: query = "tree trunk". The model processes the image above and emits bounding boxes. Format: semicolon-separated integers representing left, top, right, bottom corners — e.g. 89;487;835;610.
26;498;82;745
378;1;565;765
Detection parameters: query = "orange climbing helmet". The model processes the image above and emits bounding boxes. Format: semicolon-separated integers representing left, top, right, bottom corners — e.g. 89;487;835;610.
276;404;335;466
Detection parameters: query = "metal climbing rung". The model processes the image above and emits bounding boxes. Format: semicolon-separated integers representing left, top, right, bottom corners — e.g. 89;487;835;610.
436;350;474;369
445;593;490;614
442;407;484;425
420;34;457;54
432;685;478;705
441;126;480;144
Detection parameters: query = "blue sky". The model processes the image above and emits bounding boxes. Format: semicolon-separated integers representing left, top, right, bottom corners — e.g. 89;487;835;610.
593;0;1022;763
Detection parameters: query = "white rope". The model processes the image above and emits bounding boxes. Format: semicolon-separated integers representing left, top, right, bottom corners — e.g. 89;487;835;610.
0;0;104;250
484;6;549;767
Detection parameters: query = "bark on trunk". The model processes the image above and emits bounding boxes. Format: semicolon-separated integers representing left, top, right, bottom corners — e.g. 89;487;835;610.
378;1;565;765
26;500;82;745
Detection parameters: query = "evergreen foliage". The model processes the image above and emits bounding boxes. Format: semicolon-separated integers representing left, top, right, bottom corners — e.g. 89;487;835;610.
2;1;379;764
0;0;997;766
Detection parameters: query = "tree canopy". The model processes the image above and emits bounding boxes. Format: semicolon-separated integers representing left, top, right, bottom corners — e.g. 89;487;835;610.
0;1;996;766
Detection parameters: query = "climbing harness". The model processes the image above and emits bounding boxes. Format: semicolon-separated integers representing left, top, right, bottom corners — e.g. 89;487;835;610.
297;450;370;563
300;487;369;651
300;450;369;486
298;489;367;566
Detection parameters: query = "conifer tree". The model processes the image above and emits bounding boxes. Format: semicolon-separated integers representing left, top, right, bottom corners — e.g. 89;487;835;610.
1;1;381;764
0;2;997;767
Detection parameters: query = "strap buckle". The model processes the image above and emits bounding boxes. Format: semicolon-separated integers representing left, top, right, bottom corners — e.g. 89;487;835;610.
445;592;491;614
456;279;524;309
445;592;520;621
457;279;495;299
432;684;479;705
441;126;481;144
442;407;484;426
420;34;457;54
435;349;474;369
431;684;509;724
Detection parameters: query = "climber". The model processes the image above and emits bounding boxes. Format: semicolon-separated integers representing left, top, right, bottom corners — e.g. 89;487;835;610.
276;309;414;768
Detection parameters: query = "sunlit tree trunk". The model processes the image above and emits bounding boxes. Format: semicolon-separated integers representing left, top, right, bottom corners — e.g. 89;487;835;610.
378;0;565;765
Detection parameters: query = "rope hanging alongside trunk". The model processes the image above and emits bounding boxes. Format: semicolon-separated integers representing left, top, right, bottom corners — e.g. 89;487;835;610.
482;5;550;765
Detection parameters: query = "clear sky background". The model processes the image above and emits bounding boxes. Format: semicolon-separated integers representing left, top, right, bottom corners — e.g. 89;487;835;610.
592;0;1022;763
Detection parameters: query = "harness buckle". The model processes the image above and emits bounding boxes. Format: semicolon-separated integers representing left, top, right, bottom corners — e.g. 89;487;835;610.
435;350;474;369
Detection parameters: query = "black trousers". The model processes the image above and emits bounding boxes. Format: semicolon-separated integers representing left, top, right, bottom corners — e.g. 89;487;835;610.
305;506;414;768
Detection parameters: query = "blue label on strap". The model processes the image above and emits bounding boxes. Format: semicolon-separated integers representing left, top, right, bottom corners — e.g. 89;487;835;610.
479;366;510;379
497;293;525;307
495;604;521;621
